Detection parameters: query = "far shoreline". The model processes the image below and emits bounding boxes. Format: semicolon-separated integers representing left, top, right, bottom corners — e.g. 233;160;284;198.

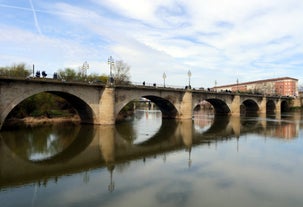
4;115;81;129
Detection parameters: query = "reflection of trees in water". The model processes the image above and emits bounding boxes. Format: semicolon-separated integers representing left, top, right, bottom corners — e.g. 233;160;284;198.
1;123;84;161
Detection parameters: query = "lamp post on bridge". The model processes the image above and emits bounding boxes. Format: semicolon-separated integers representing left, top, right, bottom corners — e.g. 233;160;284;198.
82;61;89;80
187;70;191;89
108;56;114;85
32;64;35;78
163;72;166;87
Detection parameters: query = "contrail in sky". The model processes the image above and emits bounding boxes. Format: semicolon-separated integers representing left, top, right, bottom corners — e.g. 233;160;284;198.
29;0;42;35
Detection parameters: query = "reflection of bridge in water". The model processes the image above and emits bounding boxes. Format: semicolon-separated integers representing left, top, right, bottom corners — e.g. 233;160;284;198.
0;113;300;190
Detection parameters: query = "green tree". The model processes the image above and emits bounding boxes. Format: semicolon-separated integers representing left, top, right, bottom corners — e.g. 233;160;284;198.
0;63;31;77
58;68;78;81
86;73;108;84
57;68;108;83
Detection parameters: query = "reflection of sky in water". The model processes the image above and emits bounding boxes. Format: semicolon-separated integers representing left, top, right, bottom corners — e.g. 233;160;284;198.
132;110;162;144
28;134;61;161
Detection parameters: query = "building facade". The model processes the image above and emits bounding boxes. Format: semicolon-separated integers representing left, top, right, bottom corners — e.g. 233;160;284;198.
213;77;298;97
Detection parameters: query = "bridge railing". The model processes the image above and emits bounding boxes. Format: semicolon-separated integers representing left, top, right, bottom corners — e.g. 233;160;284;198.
130;81;187;89
0;77;295;99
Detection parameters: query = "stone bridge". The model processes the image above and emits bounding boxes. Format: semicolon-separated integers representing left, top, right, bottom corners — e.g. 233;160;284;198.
0;77;296;129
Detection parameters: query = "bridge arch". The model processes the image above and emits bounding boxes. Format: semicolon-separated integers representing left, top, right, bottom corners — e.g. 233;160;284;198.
114;88;182;120
281;100;290;112
115;95;178;119
49;91;94;123
2;89;95;128
143;96;178;118
205;98;230;114
241;99;259;115
266;100;276;114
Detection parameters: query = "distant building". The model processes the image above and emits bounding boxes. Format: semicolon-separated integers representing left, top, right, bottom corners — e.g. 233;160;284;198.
213;77;298;97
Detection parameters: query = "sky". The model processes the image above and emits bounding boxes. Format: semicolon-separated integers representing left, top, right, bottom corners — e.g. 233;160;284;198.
0;0;303;88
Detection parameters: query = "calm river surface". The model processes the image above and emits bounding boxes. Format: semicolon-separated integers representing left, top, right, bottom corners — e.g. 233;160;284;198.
1;110;303;207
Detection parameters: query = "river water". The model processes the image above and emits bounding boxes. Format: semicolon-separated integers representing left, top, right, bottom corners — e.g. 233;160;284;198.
0;110;303;207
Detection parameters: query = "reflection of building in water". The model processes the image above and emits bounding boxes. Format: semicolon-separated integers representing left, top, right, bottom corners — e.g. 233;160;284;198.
135;109;162;120
274;123;298;139
194;100;214;112
193;111;214;131
133;98;159;110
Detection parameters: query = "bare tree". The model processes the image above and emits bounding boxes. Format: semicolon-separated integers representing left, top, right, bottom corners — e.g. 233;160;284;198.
113;60;131;85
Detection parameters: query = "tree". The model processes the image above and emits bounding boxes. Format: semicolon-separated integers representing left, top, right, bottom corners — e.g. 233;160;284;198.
7;92;76;118
86;73;108;84
58;68;78;81
0;63;31;77
113;60;131;85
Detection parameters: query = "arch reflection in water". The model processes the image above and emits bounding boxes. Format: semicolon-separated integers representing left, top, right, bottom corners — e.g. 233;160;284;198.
193;110;214;133
1;123;94;163
116;109;162;144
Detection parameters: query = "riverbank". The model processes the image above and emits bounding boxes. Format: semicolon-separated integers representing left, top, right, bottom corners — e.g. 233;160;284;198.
4;115;80;129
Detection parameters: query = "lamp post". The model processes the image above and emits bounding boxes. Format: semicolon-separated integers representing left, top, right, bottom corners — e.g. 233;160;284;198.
82;61;89;79
163;72;166;87
107;164;115;192
32;64;35;78
236;78;239;92
108;56;114;84
187;70;191;88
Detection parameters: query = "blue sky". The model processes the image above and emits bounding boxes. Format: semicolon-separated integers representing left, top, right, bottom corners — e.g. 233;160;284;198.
0;0;303;88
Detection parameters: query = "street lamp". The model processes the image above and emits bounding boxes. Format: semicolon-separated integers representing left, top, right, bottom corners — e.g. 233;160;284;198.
32;64;35;78
82;61;89;78
108;56;114;84
187;70;192;88
163;72;166;87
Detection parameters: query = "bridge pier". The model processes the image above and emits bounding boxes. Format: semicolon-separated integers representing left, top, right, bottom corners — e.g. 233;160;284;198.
178;91;193;119
275;99;281;113
98;87;115;125
258;97;267;114
230;95;241;116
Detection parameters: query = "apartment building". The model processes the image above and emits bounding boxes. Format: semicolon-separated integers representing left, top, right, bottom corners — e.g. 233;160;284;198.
213;77;298;96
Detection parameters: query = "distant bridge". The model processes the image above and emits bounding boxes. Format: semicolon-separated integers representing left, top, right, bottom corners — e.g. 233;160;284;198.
0;77;298;129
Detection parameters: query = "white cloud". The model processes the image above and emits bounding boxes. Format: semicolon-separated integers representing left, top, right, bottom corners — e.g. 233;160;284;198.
0;0;303;87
